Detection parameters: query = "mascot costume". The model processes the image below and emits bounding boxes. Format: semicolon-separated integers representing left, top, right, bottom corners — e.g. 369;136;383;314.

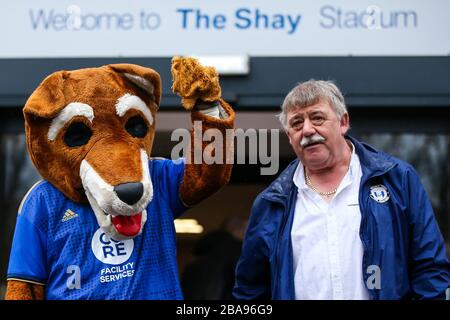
5;57;235;299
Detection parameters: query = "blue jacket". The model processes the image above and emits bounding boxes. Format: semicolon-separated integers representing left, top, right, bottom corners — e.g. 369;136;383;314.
233;136;450;300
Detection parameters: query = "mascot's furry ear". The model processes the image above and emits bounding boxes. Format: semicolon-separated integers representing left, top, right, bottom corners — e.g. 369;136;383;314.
108;64;162;108
23;71;73;119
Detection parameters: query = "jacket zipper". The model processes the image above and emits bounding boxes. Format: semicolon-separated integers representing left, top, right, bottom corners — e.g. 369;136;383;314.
359;185;372;299
275;189;297;299
359;164;397;300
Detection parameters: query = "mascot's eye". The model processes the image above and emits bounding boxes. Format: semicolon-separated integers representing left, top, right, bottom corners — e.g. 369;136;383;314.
125;116;148;138
64;122;92;147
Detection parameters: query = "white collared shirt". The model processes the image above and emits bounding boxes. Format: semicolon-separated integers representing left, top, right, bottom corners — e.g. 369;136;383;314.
291;143;369;300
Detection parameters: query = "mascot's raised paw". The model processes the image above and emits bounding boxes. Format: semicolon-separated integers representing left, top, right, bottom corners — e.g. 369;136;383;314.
171;56;221;110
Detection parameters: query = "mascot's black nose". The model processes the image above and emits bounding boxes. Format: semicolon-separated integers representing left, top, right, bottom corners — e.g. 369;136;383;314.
114;182;144;205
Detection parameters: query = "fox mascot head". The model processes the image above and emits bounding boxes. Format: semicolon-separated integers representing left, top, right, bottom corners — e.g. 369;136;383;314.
23;64;162;240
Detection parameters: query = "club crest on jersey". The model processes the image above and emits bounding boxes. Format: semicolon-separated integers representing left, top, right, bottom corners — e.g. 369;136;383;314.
370;184;390;203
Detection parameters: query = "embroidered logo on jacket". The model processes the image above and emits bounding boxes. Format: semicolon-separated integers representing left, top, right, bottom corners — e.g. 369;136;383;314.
369;185;390;203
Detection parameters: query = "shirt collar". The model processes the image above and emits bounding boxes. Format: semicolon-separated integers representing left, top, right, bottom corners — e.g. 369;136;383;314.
292;140;359;191
347;141;358;179
292;160;307;190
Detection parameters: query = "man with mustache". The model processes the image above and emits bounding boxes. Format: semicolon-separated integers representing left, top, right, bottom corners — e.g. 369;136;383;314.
233;80;449;300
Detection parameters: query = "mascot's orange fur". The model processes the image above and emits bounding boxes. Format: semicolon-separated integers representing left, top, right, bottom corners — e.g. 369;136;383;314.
6;57;235;299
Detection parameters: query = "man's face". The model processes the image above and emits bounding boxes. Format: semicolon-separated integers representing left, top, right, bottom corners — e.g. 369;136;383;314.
285;100;349;170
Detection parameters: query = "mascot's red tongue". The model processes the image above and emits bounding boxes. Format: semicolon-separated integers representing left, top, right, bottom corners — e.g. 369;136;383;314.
111;213;142;237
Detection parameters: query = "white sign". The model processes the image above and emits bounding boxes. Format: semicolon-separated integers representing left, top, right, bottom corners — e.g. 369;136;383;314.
1;0;449;58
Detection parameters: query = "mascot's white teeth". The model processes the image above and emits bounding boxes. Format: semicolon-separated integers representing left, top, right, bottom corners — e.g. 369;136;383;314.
110;213;141;217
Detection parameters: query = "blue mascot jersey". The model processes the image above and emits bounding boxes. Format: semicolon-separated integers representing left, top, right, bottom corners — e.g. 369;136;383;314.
7;158;187;300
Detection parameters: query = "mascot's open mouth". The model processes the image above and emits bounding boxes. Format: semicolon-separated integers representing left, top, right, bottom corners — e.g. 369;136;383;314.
111;212;143;237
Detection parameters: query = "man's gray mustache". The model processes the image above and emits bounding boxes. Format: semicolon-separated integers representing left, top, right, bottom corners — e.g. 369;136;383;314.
300;134;326;148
